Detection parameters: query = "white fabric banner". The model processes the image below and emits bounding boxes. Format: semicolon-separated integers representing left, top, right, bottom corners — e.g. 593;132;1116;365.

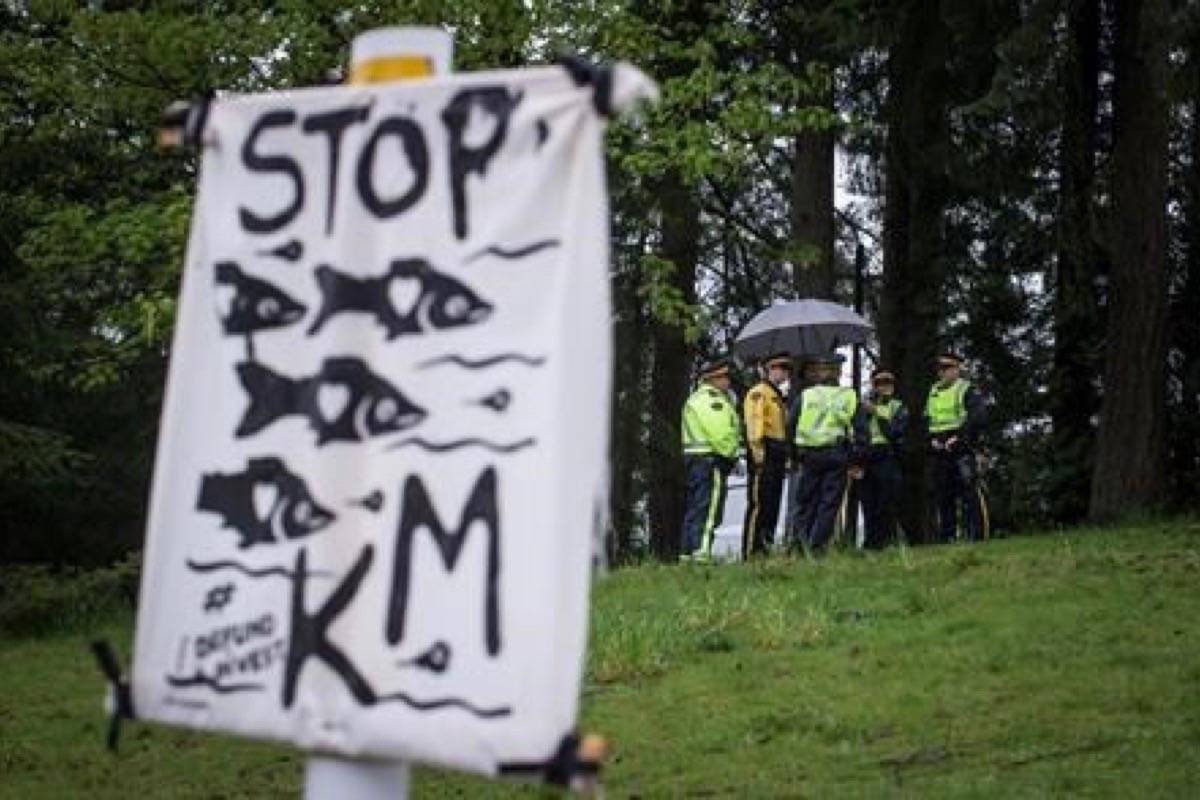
132;65;650;776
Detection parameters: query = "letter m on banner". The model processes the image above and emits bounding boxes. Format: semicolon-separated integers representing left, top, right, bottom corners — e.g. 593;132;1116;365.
387;467;501;657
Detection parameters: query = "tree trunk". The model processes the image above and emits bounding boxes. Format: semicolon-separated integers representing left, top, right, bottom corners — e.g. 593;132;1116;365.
646;172;700;560
791;95;836;299
1168;28;1200;507
1089;0;1171;520
879;0;950;544
1049;0;1102;523
609;255;649;563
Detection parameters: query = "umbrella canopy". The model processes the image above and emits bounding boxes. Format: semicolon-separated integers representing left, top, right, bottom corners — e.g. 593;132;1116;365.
733;299;872;361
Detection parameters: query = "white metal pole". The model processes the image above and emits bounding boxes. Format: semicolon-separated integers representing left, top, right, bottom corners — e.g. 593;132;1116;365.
304;757;411;798
301;25;454;800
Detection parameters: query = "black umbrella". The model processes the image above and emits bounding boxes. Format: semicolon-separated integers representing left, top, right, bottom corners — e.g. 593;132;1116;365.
733;299;872;360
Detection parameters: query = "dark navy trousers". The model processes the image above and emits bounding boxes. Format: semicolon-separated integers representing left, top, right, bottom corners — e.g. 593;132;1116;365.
794;447;849;553
681;455;729;557
933;447;983;541
861;448;902;548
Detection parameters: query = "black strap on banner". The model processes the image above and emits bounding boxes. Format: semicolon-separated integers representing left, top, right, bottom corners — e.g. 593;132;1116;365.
158;89;214;150
557;55;615;118
90;639;135;752
498;732;604;788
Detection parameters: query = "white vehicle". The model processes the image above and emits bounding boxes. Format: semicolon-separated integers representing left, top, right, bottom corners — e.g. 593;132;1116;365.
710;473;787;560
711;471;861;560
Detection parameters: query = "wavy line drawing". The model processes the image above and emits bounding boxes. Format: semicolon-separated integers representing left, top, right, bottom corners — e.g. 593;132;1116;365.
385;436;536;454
186;559;333;579
418;353;546;370
166;672;264;694
376;691;511;718
465;239;560;263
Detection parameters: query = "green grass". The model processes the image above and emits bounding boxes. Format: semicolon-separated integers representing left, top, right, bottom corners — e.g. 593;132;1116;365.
3;523;1200;797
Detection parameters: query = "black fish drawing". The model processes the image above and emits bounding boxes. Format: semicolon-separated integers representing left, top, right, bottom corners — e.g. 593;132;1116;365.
196;456;335;549
214;261;307;335
235;356;426;444
307;258;492;340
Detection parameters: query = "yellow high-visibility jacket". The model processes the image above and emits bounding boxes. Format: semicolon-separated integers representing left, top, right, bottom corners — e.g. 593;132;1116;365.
681;384;740;458
743;380;786;464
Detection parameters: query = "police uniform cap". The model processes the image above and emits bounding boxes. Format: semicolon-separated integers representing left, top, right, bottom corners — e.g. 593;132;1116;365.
936;351;964;368
809;352;845;366
871;369;896;384
765;353;793;370
698;357;730;379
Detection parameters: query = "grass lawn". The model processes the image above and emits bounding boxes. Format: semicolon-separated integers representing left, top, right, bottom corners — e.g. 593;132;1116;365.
3;522;1199;797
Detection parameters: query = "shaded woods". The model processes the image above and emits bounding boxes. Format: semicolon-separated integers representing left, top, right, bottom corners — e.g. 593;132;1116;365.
2;1;1198;567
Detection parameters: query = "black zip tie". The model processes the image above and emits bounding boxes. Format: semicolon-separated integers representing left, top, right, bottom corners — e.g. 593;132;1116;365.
498;732;602;787
90;640;135;752
159;89;214;149
557;55;615;118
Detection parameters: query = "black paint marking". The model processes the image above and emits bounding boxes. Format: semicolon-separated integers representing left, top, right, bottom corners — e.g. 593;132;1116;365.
385;436;535;454
285;546;376;708
535;118;549;148
307;258;492;340
442;87;523;239
257;239;304;262
349;489;384;513
196;457;336;549
357;116;429;220
259;544;510;719
186;558;333;580
214;261;306;336
203;583;236;613
375;691;510;718
165;672;264;694
236;357;426;444
397;641;451;674
474;389;512;413
465;239;560;263
387;468;501;655
418;353;546;370
303;104;372;235
239;109;304;234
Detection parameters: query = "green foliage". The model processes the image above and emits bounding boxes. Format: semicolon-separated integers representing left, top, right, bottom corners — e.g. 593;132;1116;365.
637;253;704;338
0;551;139;637
0;420;90;485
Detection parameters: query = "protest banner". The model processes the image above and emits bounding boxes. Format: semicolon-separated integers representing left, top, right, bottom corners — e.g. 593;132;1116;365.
130;56;656;779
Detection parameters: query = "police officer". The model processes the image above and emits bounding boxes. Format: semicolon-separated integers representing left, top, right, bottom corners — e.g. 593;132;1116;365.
680;357;741;561
860;369;908;549
925;351;987;542
790;353;866;555
784;357;822;546
741;353;791;559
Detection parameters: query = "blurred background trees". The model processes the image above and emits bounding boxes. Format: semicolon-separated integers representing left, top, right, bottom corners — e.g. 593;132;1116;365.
2;0;1197;566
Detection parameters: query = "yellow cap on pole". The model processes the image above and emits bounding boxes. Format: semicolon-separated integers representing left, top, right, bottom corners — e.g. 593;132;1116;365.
347;27;453;84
